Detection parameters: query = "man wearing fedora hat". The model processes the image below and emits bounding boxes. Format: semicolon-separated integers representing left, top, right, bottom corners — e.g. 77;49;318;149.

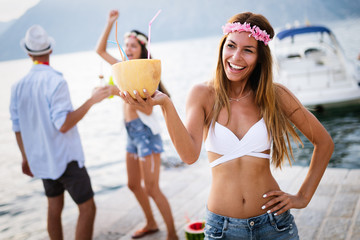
20;24;56;56
10;25;112;240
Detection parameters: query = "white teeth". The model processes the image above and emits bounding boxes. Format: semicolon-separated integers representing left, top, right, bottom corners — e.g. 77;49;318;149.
229;62;245;70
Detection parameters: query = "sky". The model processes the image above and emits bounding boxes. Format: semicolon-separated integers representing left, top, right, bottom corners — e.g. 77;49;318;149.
0;0;40;22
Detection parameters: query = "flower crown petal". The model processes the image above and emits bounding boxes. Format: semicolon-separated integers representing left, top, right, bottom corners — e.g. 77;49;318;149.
124;31;148;47
222;22;271;45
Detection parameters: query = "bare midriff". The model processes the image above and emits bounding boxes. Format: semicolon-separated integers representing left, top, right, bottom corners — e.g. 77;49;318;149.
124;103;139;122
207;152;280;219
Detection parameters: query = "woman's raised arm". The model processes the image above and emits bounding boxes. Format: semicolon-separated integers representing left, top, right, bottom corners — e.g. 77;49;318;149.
96;9;119;65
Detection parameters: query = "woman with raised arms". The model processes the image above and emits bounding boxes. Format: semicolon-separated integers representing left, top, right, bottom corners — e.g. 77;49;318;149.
96;10;177;240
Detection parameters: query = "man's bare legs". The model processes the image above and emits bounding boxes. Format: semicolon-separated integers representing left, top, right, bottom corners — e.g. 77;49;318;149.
47;194;64;240
47;194;95;240
75;197;96;240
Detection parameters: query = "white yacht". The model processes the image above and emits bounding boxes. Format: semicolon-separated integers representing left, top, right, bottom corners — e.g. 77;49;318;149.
272;25;360;110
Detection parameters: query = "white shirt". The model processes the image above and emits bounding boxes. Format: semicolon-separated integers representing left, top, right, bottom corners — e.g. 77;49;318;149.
10;64;85;179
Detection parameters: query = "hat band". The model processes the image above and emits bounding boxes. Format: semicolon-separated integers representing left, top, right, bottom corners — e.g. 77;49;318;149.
24;43;51;53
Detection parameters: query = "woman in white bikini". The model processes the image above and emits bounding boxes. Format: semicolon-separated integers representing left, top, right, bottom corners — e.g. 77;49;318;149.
121;12;334;239
96;10;177;240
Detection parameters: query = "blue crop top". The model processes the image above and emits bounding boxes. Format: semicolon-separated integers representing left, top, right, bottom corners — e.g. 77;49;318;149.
205;118;271;168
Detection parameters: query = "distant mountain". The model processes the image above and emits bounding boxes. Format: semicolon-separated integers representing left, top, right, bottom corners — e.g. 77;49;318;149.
0;19;15;35
0;0;359;61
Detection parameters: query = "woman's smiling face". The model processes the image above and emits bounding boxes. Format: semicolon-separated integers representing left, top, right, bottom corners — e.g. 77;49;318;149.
125;37;142;60
222;32;258;83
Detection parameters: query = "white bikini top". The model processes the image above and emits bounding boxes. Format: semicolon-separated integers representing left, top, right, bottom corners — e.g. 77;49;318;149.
205;118;271;168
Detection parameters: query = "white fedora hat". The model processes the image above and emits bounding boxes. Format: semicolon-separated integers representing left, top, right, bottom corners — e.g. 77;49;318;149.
20;25;55;56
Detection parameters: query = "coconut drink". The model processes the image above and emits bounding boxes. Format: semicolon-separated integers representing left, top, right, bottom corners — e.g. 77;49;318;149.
112;59;161;98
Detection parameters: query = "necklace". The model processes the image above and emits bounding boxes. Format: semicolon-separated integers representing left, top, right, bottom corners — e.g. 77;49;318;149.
229;91;252;102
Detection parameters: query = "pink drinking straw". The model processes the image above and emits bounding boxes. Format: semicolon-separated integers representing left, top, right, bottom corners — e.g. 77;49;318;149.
148;9;162;59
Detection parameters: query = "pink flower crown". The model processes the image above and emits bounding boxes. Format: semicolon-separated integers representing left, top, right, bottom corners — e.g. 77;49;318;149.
124;32;148;47
222;22;271;46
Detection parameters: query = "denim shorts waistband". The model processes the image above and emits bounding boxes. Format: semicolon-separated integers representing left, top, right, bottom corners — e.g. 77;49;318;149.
125;118;142;128
206;207;290;228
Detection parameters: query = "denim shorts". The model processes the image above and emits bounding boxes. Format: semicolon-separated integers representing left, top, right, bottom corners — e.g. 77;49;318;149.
125;118;164;157
42;161;94;204
204;208;299;240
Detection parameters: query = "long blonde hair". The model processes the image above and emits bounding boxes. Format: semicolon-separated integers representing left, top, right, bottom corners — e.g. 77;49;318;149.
206;12;302;168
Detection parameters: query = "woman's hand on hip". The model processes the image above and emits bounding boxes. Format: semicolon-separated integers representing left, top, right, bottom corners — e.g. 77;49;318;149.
261;190;309;215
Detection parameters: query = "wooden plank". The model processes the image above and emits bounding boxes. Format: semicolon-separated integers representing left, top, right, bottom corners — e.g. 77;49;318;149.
61;164;360;240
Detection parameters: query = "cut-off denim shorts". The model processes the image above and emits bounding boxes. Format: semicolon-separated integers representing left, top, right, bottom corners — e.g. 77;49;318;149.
205;208;299;240
125;118;164;157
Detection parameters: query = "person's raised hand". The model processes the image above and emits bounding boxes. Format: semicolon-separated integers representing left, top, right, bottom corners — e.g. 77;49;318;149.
108;10;119;24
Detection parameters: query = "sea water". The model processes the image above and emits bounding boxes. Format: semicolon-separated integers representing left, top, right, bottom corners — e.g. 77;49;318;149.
0;18;359;239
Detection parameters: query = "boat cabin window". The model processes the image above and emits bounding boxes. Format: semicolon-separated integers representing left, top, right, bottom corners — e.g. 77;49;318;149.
304;47;325;59
304;48;322;56
287;54;302;59
305;48;321;55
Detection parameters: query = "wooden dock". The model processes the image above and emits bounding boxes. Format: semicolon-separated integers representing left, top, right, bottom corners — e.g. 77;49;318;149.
62;160;360;240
